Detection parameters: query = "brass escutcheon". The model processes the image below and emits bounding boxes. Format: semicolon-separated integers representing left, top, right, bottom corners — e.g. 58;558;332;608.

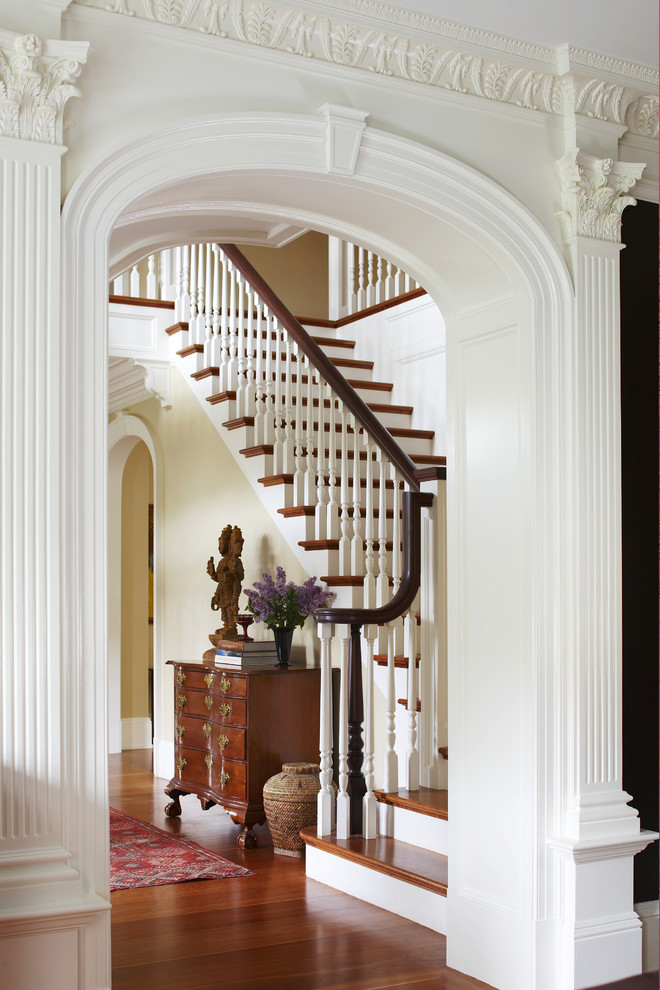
204;755;213;770
176;670;186;686
176;757;187;772
218;703;231;717
175;724;185;739
218;734;229;750
219;678;231;693
219;771;230;787
204;695;213;709
204;673;214;688
176;695;187;708
202;723;212;737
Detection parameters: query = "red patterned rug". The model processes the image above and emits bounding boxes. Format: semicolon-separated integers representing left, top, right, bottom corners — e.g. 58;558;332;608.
110;807;254;890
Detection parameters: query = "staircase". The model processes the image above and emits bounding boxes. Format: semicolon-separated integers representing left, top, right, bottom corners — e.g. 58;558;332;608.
109;238;448;933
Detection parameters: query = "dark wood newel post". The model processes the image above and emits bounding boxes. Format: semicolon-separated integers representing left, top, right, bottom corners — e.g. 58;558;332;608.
347;623;366;835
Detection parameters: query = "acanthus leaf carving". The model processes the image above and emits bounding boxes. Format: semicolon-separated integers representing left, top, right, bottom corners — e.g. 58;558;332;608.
0;33;88;145
69;0;658;139
556;149;645;243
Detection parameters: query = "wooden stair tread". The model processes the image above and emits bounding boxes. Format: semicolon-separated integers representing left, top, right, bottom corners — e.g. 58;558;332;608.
300;828;447;897
347;379;393;392
277;505;316;518
192;367;219;380
207;390;237;405
374;787;448;821
311;335;356;349
373;654;421;668
165;320;189;334
177;344;204;357
398;697;421;712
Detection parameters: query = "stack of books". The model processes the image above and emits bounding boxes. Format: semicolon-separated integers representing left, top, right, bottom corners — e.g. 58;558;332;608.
214;639;278;667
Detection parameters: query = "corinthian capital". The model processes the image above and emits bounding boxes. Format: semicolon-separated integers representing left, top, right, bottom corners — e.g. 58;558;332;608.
556;149;645;243
0;30;89;145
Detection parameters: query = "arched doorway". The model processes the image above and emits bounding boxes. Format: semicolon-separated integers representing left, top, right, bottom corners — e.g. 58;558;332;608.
62;110;576;989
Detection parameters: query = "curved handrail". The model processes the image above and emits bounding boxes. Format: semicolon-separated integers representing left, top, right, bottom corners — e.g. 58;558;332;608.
218;243;421;492
314;490;433;625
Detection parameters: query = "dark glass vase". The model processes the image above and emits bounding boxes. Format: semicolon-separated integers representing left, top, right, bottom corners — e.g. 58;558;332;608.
273;626;295;667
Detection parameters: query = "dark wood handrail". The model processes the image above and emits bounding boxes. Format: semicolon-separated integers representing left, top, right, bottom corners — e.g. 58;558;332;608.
314;491;433;625
218;243;421;492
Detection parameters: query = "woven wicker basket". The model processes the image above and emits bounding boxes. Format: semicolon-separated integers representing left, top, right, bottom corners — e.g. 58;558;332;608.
263;762;322;857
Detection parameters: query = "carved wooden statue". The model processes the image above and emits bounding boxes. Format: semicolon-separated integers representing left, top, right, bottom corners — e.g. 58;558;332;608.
207;524;244;640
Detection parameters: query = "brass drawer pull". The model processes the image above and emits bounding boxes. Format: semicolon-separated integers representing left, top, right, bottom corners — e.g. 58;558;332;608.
204;755;213;770
219;771;230;787
202;723;212;737
218;734;229;750
218;703;231;717
176;757;187;772
176;695;187;709
176;724;186;739
176;670;186;686
219;678;231;693
204;673;214;688
204;695;214;709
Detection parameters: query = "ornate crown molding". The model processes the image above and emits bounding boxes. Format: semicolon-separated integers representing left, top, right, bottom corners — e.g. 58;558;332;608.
0;30;89;145
70;0;657;139
556;149;645;243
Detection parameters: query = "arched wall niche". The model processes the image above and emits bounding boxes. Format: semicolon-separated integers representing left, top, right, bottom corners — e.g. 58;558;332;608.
61;109;576;990
107;414;163;759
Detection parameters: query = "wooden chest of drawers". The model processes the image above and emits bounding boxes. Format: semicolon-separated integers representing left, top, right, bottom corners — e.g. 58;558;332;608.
164;661;321;847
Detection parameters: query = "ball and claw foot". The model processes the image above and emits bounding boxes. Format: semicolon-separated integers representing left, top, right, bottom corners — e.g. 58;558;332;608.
164;797;182;818
237;826;258;848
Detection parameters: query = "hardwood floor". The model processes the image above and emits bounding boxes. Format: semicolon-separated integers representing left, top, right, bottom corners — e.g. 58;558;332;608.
110;749;494;990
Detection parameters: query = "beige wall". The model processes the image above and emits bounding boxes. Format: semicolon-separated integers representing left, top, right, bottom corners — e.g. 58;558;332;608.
120;440;153;719
125;368;322;743
242;230;328;320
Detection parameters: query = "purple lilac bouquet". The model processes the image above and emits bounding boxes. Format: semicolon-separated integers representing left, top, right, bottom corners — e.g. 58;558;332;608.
245;566;336;630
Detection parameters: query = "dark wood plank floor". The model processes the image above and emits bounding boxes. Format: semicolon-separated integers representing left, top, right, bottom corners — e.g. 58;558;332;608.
110;749;494;990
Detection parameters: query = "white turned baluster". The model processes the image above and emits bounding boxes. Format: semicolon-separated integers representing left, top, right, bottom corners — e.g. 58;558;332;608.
272;319;284;473
315;374;327;539
363;436;377;608
362;624;377;838
338;406;351;573
203;243;213;362
281;334;295;474
393;263;402;297
253;299;266;444
218;253;230;392
376;448;389;607
146;254;157;298
357;246;366;311
317;623;335;836
243;283;256;418
173;247;182;319
347;241;357;315
188;244;198;338
263;307;275;446
326;387;339;539
195;244;206;345
235;274;246;417
227;262;237;391
113;271;129;296
210;246;221;366
303;358;316;506
366;251;375;308
404;599;420;791
383;622;398;792
374;254;384;304
129;264;140;297
180;245;191;322
335;625;351;839
159;248;173;301
403;270;411;293
293;346;305;504
385;260;394;302
391;468;405;656
350;418;363;574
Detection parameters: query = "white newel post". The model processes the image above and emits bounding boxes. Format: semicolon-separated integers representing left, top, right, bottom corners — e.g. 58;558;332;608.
0;29;109;990
551;149;658;989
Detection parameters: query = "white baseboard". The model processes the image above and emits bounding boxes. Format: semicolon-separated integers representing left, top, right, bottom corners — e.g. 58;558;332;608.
635;899;659;972
305;844;447;934
121;717;152;750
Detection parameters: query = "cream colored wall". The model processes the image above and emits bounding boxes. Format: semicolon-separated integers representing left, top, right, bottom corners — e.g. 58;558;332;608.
120;440;152;719
125;368;322;744
242;231;328;319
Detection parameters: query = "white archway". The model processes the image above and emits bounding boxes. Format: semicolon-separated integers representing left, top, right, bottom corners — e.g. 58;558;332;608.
61;109;579;990
108;414;163;762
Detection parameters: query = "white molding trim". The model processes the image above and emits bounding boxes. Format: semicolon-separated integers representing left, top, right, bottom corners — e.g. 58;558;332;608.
69;1;658;139
121;717;153;750
635;899;660;972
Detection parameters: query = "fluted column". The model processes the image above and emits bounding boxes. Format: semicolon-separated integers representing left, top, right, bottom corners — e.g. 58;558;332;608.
552;148;656;989
0;28;108;990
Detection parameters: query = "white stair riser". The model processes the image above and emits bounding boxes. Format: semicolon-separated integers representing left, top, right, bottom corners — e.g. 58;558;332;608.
305;845;447;935
377;803;448;856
